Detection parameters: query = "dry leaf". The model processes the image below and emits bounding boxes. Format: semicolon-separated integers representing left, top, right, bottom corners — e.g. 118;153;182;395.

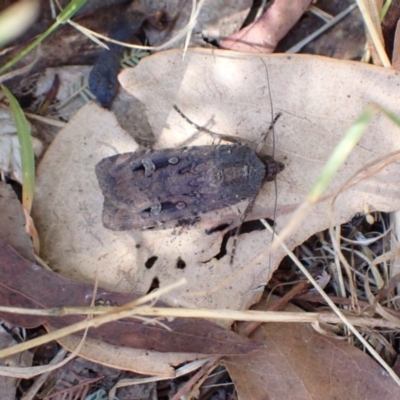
32;50;400;370
0;181;34;262
0;239;261;355
117;48;400;311
224;300;400;400
54;332;203;376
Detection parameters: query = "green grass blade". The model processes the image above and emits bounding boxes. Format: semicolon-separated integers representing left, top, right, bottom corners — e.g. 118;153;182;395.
308;106;375;203
0;0;87;75
380;107;400;127
380;0;392;20
1;85;35;213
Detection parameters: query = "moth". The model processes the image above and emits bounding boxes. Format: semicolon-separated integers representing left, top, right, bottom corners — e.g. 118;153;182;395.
95;144;284;231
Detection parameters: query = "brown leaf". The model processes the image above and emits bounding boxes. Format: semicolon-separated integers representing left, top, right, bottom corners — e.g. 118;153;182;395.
54;332;204;375
0;239;262;355
0;182;34;262
220;0;311;53
224;301;400;400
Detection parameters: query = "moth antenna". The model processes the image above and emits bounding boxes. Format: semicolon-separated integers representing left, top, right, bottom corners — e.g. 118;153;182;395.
172;104;246;145
229;196;257;265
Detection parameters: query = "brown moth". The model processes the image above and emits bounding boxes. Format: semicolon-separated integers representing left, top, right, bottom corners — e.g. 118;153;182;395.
95;144;284;231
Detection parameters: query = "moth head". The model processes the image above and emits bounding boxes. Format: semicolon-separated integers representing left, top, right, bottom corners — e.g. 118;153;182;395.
262;156;284;182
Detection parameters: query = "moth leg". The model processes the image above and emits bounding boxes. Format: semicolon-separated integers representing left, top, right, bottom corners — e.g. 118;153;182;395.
229;196;257;265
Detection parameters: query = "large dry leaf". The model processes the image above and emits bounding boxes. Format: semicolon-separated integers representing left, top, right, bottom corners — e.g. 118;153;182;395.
224;300;400;400
116;49;400;311
0;182;34;262
32;50;400;368
0;239;260;355
34;49;400;310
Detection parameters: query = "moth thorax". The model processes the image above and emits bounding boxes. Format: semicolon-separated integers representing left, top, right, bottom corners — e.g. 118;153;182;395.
221;163;250;183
